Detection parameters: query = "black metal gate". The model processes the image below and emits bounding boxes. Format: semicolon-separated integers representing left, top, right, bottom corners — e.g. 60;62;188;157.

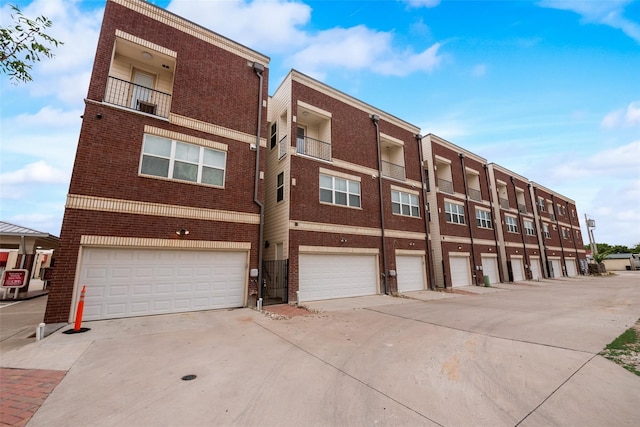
262;260;288;305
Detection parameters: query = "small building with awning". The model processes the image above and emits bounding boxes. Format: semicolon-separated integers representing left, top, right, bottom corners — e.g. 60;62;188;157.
0;221;59;295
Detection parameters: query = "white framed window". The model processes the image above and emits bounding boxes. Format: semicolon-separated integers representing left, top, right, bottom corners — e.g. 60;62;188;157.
391;190;419;217
562;228;568;239
140;134;226;186
476;209;492;229
445;202;465;224
538;197;545;211
543;223;550;238
276;172;284;202
524;220;535;236
320;173;361;208
505;216;518;233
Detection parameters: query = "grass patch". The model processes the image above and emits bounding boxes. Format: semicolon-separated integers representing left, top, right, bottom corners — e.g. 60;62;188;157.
606;328;638;350
600;319;640;377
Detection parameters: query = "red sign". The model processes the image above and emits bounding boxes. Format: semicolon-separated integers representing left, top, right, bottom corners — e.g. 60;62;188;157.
1;269;29;288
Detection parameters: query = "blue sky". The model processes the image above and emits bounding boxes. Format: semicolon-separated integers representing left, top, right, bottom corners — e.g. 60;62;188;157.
1;0;639;247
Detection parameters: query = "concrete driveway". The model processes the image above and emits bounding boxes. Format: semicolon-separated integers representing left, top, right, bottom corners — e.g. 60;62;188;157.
2;273;639;426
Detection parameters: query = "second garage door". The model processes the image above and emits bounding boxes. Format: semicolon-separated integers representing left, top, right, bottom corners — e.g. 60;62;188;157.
530;258;542;280
396;255;426;293
449;256;471;287
550;259;562;278
481;255;499;285
299;253;378;301
79;247;247;321
565;259;578;276
511;258;525;281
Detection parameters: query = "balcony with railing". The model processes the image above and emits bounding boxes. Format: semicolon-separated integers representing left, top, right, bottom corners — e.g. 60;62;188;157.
278;135;288;159
499;198;510;209
105;76;172;118
296;135;331;161
381;160;406;181
437;178;454;194
467;188;482;202
518;204;528;214
549;213;556;222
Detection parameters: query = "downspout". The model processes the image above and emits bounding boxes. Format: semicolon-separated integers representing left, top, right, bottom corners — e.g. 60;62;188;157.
416;135;435;290
484;164;504;282
534;186;551;278
511;176;529;279
551;194;567;276
252;62;265;305
460;154;479;285
566;200;581;273
372;114;388;295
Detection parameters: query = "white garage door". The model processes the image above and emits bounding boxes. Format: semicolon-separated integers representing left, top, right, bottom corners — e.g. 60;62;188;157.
396;255;426;293
299;253;378;301
550;259;562;278
79;248;247;321
530;258;542;280
481;256;499;285
511;258;524;281
449;256;471;287
565;259;578;276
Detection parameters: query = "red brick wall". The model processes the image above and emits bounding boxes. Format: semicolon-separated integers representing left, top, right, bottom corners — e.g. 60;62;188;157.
44;209;260;323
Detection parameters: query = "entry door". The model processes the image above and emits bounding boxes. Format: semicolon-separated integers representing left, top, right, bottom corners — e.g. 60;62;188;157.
131;70;154;109
296;126;306;154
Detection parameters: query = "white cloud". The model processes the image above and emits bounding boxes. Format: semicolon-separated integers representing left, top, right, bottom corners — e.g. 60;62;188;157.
291;26;442;78
550;140;640;180
538;0;640;42
404;0;441;8
601;101;640;129
0;161;69;186
167;0;311;53
10;0;103;106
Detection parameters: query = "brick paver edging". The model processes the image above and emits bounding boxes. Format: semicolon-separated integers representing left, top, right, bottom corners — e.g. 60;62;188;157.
0;368;66;426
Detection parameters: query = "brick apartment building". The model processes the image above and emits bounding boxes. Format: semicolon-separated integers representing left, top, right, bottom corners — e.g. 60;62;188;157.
44;0;269;323
45;0;587;323
264;70;429;304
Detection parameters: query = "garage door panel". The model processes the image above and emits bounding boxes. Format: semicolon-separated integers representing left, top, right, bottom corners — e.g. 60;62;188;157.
511;259;524;281
566;260;577;276
550;259;561;278
397;255;426;293
481;256;499;285
80;248;246;320
450;256;471;287
299;254;377;301
530;259;542;280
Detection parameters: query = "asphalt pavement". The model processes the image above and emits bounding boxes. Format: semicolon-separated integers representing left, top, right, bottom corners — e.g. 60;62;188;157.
1;272;639;426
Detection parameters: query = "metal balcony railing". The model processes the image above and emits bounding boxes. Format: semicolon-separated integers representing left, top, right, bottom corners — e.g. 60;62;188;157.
549;213;556;222
296;135;331;161
499;198;510;209
437;178;454;194
467;188;482;202
518;204;528;214
278;135;287;159
104;76;171;118
381;160;406;181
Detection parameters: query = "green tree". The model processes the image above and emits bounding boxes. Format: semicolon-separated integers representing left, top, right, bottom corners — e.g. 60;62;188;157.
0;4;62;83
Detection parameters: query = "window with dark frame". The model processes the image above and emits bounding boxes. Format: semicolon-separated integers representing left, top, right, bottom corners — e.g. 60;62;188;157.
276;172;284;202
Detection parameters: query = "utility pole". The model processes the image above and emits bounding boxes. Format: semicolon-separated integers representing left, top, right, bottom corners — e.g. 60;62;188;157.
585;214;597;260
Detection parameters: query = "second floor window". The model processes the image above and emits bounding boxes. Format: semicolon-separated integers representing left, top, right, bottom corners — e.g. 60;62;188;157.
270;123;277;149
524;220;535;236
320;174;361;208
543;223;550;238
391;190;419;217
476;209;492;229
445;202;465;224
505;216;518;233
140;134;225;186
276;172;284;202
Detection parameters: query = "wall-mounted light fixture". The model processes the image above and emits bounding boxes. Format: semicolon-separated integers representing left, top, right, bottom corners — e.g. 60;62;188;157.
457;245;462;250
176;228;189;236
340;238;348;243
